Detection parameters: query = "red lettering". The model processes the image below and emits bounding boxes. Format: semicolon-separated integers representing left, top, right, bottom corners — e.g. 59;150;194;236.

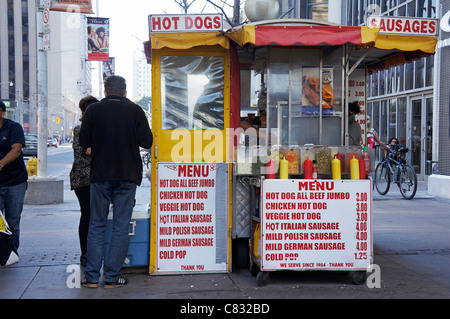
429;20;436;35
204;16;212;29
412;20;420;33
185;16;193;29
195;16;203;29
386;19;395;31
162;17;171;30
403;20;411;32
172;17;180;30
395;19;403;32
152;17;161;31
213;16;221;29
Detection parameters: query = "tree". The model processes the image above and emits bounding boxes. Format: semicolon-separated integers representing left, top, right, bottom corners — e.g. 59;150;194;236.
173;0;243;27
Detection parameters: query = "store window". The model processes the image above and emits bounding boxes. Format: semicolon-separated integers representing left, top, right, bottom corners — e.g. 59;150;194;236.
267;46;342;146
389;99;396;139
397;97;407;145
307;0;328;21
160;55;225;130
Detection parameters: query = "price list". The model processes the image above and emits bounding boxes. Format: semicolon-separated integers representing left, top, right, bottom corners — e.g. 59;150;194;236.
260;179;372;271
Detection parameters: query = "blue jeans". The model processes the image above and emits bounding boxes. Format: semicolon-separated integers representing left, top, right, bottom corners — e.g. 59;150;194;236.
0;182;27;252
84;181;136;284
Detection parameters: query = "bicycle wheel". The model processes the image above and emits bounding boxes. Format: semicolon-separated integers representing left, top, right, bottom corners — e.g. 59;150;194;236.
398;164;417;200
375;162;390;195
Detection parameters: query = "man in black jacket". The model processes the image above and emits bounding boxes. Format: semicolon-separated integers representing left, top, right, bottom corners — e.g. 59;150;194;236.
80;75;152;288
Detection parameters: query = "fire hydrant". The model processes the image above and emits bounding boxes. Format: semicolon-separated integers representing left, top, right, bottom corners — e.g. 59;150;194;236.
26;157;38;177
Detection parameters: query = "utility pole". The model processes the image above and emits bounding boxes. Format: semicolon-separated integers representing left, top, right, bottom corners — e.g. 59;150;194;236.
37;0;48;177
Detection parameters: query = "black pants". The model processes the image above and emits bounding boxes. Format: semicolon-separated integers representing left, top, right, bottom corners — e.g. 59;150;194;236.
74;185;90;257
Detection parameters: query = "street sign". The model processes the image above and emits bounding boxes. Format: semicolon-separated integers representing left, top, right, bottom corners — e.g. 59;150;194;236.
43;8;51;34
43;33;51;51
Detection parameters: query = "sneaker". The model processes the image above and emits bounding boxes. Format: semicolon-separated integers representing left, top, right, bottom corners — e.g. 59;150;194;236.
104;276;128;289
81;278;98;288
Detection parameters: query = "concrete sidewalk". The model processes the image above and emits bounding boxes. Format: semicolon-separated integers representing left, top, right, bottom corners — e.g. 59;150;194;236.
1;175;450;300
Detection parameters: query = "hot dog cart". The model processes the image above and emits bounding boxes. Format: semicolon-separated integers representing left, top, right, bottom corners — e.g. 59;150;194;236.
145;14;437;285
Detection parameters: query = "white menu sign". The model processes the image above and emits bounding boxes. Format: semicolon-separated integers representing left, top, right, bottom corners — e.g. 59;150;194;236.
156;163;228;274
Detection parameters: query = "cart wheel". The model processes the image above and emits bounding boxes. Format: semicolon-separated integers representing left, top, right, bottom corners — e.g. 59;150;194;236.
249;261;260;277
348;271;367;285
256;271;270;287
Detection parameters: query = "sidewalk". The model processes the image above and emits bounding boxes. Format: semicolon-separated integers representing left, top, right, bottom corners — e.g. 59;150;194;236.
1;175;450;300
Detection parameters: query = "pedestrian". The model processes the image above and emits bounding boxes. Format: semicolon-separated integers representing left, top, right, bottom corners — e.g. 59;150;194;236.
366;116;387;150
0;101;28;260
70;95;98;268
79;75;153;288
348;101;362;146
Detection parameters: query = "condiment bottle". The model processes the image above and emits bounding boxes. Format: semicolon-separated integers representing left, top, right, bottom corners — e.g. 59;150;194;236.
266;158;276;179
280;156;289;179
312;160;318;179
304;157;312;179
332;155;341;180
362;145;370;175
359;158;366;179
350;156;360;180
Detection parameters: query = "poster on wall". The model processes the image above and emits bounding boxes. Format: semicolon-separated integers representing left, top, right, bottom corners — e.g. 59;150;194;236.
87;17;110;61
301;66;334;115
260;179;372;271
50;0;93;14
156;162;229;274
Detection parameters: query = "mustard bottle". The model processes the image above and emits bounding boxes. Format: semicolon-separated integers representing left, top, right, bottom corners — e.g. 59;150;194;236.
280;156;289;179
332;155;341;180
350;156;360;180
253;223;261;258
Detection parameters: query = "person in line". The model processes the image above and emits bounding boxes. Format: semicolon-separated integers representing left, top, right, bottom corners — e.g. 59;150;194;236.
80;76;153;288
348;101;362;146
70;95;98;268
0;101;28;260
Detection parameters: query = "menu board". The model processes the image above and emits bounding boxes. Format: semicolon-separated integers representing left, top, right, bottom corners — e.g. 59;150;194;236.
261;179;372;271
156;163;228;274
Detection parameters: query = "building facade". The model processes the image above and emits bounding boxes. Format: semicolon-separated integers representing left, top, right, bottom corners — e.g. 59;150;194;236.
0;0;38;134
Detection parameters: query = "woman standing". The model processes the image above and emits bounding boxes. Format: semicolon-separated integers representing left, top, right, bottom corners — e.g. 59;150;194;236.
70;95;98;267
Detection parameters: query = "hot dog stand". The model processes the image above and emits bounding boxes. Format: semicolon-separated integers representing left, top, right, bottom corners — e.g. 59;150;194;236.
145;13;437;285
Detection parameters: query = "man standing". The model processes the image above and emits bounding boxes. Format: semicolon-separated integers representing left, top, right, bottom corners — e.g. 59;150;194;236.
80;76;152;288
0;101;28;260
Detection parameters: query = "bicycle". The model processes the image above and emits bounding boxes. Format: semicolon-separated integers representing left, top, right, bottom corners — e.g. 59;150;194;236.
141;148;151;169
374;144;418;200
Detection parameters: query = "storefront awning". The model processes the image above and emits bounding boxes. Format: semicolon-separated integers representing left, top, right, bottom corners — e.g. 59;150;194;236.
150;32;229;50
226;25;379;47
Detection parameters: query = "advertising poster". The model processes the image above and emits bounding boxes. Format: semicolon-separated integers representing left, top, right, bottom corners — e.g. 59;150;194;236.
50;0;93;14
301;66;334;115
156;163;229;274
102;58;115;80
87;17;110;61
260;179;372;271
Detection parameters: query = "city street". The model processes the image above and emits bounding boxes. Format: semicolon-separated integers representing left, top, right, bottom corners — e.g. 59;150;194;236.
0;144;449;302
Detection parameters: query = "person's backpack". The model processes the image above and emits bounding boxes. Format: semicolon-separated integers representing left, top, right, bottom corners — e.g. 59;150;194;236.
0;210;19;266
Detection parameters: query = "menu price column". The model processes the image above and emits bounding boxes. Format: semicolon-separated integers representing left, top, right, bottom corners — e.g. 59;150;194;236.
355;191;369;261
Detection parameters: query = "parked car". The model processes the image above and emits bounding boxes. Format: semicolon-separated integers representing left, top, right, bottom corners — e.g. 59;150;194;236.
47;138;58;148
23;135;38;157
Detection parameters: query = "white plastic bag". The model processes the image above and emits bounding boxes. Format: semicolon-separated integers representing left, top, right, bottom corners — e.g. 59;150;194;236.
1;210;19;266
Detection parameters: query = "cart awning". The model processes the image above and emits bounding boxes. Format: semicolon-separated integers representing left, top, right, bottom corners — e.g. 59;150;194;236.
150;32;230;50
226;25;379;47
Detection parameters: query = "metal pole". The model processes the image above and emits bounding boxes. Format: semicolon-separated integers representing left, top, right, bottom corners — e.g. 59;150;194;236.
37;0;48;177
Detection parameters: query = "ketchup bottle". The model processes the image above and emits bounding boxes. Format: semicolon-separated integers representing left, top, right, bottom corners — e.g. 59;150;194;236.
304;157;312;179
359;158;366;179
